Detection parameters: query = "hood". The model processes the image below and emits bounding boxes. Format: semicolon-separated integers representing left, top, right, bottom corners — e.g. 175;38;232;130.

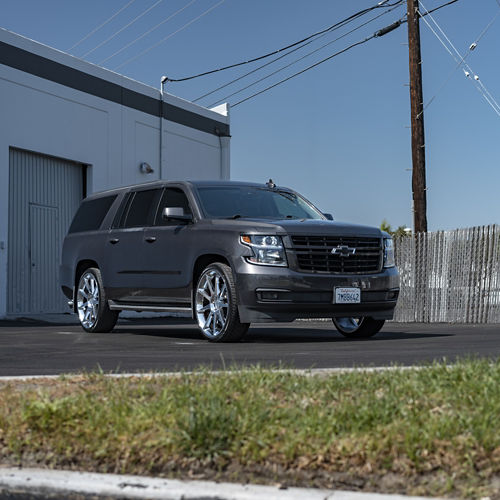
207;217;384;238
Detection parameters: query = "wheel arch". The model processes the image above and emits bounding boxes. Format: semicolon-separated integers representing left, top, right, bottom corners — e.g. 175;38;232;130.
192;254;230;283
192;254;230;307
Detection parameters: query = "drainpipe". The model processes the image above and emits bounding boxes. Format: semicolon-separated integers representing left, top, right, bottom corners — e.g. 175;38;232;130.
160;76;168;180
213;103;231;180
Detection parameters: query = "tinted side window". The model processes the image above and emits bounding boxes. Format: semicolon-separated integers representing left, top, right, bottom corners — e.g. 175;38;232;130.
122;189;161;228
111;193;132;229
68;195;117;233
155;188;192;226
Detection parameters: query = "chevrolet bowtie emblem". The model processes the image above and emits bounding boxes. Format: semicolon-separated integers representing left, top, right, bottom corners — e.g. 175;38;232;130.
331;245;356;257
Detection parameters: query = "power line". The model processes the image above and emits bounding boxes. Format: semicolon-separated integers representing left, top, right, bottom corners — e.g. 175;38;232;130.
232;35;383;108
195;1;403;105
474;4;500;45
68;0;137;52
420;2;500;115
229;0;458;109
170;0;455;87
166;0;403;84
114;0;225;70
99;0;197;65
81;0;165;59
422;3;500;115
205;3;404;108
419;0;500;116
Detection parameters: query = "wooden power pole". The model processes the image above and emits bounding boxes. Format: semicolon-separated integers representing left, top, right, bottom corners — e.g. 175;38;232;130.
407;0;428;233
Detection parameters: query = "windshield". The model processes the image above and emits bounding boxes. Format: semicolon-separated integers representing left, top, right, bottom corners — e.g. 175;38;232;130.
196;186;324;220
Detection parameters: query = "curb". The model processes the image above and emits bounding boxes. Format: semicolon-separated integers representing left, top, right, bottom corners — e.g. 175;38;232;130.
0;366;428;382
0;468;438;500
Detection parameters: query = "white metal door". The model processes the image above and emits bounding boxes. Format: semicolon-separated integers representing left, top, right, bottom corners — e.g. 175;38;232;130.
29;204;59;313
7;148;83;314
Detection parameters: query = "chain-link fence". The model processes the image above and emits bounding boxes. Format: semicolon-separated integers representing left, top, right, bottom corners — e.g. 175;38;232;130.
393;225;500;323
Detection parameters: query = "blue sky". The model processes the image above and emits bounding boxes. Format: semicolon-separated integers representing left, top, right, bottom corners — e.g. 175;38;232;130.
2;0;499;231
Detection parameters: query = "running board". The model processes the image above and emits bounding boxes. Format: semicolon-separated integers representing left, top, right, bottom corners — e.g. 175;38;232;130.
108;300;191;313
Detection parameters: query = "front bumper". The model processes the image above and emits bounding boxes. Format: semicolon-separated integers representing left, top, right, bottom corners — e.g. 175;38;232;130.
234;260;399;323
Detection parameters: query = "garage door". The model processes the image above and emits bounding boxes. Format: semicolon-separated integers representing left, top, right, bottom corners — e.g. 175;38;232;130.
7;148;84;314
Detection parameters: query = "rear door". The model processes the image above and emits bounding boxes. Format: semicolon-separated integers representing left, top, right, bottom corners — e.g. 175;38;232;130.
103;188;162;302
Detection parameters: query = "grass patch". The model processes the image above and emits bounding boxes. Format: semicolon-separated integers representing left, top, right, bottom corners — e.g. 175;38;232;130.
1;360;500;498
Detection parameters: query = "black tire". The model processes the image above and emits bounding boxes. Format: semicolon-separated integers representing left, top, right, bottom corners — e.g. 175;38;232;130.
76;267;118;333
194;262;249;342
332;317;385;338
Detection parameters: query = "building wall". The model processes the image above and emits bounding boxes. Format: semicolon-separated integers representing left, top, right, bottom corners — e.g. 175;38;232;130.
0;28;230;318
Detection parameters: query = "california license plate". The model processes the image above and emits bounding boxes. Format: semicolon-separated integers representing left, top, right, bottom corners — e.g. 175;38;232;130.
334;287;361;304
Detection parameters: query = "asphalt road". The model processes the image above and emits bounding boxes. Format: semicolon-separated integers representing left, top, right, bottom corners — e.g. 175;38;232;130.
0;317;499;376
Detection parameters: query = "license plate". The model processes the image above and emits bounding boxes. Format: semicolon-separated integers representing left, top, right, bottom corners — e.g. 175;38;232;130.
334;287;361;304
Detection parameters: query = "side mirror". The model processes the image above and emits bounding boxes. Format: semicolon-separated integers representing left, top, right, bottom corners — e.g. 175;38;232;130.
162;207;193;222
323;213;334;221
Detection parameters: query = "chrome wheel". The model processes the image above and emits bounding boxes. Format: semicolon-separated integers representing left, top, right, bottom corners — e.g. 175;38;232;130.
195;268;229;340
334;317;364;334
77;272;100;329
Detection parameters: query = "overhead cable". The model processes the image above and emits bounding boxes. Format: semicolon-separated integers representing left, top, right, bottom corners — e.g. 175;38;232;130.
472;4;500;46
419;2;500;114
99;0;197;65
419;0;500;116
68;0;137;52
229;0;460;109
81;0;165;58
168;0;453;88
165;0;403;83
206;3;404;108
232;35;380;108
113;0;225;70
195;1;403;105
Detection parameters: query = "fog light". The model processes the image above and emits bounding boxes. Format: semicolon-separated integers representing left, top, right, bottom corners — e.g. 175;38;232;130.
262;291;279;300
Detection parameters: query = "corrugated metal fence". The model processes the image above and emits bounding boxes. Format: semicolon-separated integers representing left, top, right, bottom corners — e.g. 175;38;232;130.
393;225;500;323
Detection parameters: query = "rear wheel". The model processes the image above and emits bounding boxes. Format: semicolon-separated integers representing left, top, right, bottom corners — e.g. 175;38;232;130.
332;317;385;338
195;263;249;342
76;267;118;333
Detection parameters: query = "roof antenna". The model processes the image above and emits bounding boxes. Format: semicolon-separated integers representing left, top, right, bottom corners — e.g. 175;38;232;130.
266;178;276;189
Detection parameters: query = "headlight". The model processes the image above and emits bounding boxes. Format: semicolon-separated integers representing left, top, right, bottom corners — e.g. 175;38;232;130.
240;235;288;267
383;238;395;268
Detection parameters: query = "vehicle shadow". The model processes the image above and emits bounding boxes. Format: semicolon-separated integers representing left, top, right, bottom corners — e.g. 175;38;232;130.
114;323;454;343
244;329;454;343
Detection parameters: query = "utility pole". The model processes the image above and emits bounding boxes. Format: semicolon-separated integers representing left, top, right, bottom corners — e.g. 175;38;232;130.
407;0;427;233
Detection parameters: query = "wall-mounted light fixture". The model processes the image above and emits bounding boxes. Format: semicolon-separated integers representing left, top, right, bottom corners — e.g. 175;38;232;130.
139;162;154;174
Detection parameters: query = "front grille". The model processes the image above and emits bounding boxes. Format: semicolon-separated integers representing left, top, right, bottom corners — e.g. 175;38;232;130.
290;235;382;273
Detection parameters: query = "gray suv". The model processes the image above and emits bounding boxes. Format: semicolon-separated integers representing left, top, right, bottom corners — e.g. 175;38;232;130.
60;180;399;342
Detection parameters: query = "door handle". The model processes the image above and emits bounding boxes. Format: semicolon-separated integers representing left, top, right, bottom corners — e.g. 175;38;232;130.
145;236;157;243
109;238;119;244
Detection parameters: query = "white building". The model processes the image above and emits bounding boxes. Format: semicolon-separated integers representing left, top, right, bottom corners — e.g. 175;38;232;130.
0;28;231;318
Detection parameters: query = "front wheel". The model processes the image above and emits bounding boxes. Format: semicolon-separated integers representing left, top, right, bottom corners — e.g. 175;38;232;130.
76;267;118;333
195;263;249;342
332;317;385;338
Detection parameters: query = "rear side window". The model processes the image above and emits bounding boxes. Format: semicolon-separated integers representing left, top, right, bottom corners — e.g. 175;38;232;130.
122;189;161;228
68;195;117;233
